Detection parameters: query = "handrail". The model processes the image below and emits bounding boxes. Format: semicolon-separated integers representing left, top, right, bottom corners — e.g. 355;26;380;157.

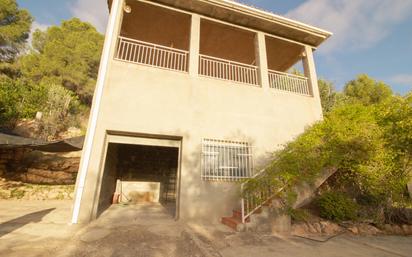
240;169;285;223
199;54;259;86
268;69;308;80
200;54;258;69
268;69;311;96
118;36;189;54
115;36;189;72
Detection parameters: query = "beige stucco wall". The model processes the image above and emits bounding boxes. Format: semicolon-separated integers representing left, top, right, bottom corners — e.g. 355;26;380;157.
73;0;327;224
76;59;322;223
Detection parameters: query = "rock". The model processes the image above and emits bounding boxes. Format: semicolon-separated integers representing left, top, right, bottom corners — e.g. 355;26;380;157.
59;127;83;139
307;223;318;234
47;190;60;199
401;225;412;235
392;225;404;235
313;222;322;233
13;119;40;138
383;224;393;234
358;224;381;236
291;223;308;236
22;169;75;185
348;226;359;235
322;222;342;235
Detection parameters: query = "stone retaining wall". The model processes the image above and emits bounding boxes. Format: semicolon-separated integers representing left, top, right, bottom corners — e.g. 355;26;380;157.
0;148;80;185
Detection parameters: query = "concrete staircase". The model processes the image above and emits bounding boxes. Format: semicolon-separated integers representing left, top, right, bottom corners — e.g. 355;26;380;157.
221;168;337;231
221;209;244;231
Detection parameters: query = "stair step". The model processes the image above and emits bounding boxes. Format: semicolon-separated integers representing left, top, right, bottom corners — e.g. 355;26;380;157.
232;209;251;222
233;209;242;219
221;216;241;230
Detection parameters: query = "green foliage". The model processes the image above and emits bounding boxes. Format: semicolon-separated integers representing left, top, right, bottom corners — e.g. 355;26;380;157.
0;16;100;137
317;192;358;221
38;83;81;140
344;74;393;105
0;76;48;126
318;79;339;113
0;0;32;62
244;93;411;220
19;18;104;105
10;188;25;199
0;76;81;137
289;208;310;222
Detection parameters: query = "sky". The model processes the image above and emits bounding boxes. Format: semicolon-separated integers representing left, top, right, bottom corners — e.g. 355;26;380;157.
17;0;412;94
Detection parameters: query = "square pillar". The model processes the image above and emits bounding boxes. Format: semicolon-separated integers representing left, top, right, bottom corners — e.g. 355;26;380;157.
71;0;125;224
255;32;270;89
303;45;323;118
189;14;201;77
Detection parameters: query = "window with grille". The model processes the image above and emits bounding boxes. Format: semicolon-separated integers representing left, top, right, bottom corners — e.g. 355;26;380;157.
201;138;253;181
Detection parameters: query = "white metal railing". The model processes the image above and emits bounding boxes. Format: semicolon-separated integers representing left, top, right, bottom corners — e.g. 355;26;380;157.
268;70;311;96
199;55;259;86
115;36;189;72
240;170;285;223
201;139;253;181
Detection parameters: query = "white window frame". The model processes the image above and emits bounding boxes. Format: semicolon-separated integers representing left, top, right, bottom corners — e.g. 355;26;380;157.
201;138;253;181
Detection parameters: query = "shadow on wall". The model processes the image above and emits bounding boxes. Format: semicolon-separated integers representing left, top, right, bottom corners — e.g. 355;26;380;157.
0;208;55;238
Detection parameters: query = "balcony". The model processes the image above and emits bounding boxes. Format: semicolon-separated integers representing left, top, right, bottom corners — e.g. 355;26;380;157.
199;55;259;86
115;0;314;97
268;70;310;96
115;36;189;72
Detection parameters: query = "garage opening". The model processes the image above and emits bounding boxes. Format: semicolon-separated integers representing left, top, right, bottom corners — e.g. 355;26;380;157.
96;141;180;218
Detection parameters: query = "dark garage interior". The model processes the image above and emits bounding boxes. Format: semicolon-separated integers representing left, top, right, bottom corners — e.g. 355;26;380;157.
96;143;179;217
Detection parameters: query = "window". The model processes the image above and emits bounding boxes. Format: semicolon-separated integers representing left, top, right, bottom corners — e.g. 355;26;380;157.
201;138;253;181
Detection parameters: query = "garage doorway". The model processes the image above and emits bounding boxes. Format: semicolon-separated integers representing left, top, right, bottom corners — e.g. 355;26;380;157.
95;134;181;219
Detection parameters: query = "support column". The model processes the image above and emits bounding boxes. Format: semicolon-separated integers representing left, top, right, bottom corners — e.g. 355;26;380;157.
255;32;270;90
303;45;323;118
71;0;125;224
189;14;201;77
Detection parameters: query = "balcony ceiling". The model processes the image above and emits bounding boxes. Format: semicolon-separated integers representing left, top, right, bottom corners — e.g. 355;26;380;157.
108;0;332;48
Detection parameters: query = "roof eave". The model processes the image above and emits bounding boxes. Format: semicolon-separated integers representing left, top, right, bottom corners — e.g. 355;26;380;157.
107;0;333;47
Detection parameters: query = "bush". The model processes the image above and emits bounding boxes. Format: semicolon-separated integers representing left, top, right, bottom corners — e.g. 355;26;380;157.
317;192;358;221
0;77;48;127
38;83;81;140
289;208;310;222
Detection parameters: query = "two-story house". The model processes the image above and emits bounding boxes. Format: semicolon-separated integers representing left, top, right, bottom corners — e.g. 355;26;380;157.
71;0;332;225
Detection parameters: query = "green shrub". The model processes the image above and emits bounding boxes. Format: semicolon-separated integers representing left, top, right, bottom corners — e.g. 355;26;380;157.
317;192;358;221
10;188;25;199
289;208;310;222
0;77;48;127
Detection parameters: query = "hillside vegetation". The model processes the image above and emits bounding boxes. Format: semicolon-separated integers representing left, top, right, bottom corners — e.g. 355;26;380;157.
0;0;103;140
246;75;412;224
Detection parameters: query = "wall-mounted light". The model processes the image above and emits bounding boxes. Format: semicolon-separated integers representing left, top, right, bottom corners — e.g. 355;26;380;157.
124;5;132;13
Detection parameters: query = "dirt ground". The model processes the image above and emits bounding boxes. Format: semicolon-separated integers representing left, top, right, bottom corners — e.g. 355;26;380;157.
1;200;412;257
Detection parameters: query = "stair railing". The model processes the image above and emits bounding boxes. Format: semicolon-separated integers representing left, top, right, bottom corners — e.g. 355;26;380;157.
240;169;285;223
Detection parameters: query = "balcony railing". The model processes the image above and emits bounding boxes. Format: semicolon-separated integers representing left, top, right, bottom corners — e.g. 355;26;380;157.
199;54;259;86
114;36;312;96
268;70;311;96
115;36;189;72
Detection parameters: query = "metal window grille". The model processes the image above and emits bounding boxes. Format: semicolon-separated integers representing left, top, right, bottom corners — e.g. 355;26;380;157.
201;139;253;181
